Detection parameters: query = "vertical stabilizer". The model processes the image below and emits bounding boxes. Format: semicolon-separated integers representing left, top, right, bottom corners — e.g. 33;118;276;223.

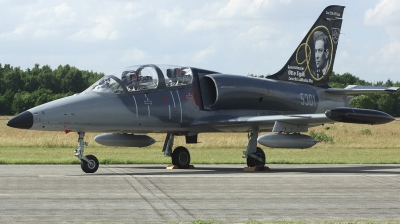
267;5;345;86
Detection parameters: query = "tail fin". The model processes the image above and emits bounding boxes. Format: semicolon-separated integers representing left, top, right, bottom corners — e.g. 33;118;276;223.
267;5;345;86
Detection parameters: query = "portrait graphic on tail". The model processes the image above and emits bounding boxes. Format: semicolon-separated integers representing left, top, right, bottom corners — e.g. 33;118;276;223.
295;26;335;81
268;5;344;86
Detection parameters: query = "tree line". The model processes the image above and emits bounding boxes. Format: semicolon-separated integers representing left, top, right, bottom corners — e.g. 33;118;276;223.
0;64;104;115
330;72;400;117
1;64;399;116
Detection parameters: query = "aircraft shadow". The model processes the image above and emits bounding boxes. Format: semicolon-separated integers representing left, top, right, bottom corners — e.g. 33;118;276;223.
85;164;400;176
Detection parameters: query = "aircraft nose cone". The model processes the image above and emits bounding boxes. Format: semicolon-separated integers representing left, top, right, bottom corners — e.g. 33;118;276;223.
7;111;33;129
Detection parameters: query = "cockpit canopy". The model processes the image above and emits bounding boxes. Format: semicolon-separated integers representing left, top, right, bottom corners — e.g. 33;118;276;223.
86;64;194;94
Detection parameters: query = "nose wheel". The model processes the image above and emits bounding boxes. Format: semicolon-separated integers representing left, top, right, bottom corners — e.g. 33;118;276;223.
80;155;99;173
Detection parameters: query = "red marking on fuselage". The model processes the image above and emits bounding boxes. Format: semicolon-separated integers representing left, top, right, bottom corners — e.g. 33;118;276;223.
184;87;201;108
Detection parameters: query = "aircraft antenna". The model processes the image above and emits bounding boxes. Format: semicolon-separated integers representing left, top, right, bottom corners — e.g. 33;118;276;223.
246;63;255;76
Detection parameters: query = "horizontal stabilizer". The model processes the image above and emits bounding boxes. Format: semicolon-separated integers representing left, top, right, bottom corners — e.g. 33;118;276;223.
325;85;399;95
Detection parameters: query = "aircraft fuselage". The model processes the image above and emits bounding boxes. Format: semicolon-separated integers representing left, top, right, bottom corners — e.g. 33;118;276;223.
25;65;345;134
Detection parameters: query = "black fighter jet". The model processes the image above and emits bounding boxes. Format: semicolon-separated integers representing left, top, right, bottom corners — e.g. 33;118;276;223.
7;5;398;173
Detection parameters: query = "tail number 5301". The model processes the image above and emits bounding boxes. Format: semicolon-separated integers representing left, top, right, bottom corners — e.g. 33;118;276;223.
300;93;316;106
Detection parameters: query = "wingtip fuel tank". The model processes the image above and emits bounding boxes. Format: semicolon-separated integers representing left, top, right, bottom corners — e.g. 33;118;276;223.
325;107;395;125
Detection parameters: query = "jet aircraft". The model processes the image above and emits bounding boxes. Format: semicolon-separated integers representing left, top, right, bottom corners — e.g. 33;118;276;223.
7;5;398;173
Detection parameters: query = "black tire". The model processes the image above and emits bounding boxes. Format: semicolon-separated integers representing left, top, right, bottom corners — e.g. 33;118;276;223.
246;147;265;170
81;155;99;173
171;146;191;169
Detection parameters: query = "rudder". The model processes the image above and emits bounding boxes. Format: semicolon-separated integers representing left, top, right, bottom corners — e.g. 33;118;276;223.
267;5;345;86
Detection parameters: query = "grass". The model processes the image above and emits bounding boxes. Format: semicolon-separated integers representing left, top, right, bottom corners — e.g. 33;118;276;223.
1;116;400;164
179;221;400;224
1;146;400;164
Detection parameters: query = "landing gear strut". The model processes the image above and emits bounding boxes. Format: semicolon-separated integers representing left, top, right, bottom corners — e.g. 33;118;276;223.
75;132;99;173
243;129;266;170
162;134;191;169
162;133;174;157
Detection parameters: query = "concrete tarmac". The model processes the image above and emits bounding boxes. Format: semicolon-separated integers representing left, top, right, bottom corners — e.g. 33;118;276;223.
1;164;400;223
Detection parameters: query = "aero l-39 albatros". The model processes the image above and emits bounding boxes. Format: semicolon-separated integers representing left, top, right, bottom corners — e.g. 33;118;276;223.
7;5;398;173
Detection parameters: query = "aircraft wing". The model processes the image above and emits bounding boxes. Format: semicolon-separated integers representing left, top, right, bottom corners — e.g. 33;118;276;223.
191;113;333;132
325;85;399;95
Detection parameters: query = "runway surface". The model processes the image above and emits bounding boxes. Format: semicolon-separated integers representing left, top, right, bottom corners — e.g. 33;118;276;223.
1;164;400;223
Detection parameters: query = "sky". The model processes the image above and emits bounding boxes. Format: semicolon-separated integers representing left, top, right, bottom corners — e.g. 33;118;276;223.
0;0;399;83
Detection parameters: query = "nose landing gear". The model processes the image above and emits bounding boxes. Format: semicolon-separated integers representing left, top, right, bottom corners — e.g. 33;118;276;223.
75;132;99;173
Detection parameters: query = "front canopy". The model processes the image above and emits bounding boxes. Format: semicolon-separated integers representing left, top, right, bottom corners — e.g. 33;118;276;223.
85;64;194;94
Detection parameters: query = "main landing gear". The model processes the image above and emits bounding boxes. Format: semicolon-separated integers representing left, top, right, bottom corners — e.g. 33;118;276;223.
162;131;265;170
243;129;266;170
163;133;191;169
75;132;99;173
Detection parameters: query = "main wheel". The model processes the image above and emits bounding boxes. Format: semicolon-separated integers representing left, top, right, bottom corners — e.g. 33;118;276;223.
246;147;265;170
81;155;99;173
171;146;191;169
